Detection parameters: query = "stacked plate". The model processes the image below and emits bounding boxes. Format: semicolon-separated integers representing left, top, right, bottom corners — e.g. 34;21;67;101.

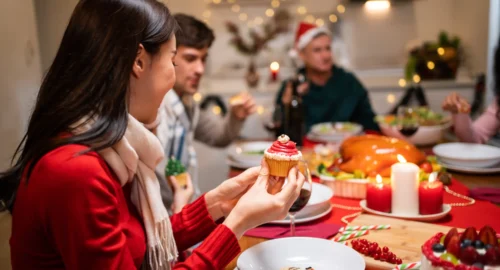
227;141;272;169
269;182;333;224
433;143;500;174
307;122;363;143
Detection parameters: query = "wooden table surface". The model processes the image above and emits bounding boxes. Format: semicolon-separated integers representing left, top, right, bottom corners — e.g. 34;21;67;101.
225;171;500;270
225;138;500;269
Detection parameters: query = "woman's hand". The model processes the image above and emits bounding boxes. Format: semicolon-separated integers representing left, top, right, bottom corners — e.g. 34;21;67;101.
442;92;471;114
222;161;305;238
205;166;261;220
170;174;194;214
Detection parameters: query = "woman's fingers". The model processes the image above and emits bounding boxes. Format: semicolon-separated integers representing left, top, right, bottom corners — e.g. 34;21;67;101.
277;167;299;203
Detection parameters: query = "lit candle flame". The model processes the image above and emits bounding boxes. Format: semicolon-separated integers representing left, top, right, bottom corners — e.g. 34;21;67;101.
428;172;437;183
376;174;383;184
270;61;280;71
397;154;407;163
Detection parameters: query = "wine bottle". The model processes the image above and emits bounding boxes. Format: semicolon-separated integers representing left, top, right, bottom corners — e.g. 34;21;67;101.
284;74;306;146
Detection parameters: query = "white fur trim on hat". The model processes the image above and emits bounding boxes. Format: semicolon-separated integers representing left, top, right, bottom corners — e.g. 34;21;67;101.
296;27;331;51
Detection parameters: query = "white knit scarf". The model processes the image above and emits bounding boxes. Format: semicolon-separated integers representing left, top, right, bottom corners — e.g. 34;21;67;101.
73;115;177;270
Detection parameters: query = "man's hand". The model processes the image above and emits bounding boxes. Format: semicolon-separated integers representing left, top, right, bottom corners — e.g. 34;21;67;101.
230;92;256;120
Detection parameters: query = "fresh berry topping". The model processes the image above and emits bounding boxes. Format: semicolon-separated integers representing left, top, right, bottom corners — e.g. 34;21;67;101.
433;243;446;253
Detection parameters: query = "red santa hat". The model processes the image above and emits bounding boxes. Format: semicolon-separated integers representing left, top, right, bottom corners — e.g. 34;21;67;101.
289;22;331;58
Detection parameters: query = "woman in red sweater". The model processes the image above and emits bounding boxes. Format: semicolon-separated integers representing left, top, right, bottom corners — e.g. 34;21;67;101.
0;1;304;269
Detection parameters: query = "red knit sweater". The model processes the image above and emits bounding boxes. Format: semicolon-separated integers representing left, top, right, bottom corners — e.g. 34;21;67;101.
10;144;240;269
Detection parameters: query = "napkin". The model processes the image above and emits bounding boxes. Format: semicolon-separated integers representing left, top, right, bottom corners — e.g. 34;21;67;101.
244;223;342;239
469;188;500;204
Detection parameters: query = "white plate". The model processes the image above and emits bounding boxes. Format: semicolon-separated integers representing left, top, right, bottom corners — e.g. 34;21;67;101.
433;143;500;168
227;141;271;164
227;157;259;169
268;205;332;225
439;160;500;174
237;237;365;270
360;200;451;222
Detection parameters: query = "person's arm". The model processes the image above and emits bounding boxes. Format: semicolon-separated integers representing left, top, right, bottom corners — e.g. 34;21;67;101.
173;224;240;270
170;195;219;252
453;102;500;143
194;109;244;147
349;78;381;131
46;153;137;270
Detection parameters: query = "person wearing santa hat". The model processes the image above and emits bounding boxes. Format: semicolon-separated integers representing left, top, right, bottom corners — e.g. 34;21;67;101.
275;22;380;134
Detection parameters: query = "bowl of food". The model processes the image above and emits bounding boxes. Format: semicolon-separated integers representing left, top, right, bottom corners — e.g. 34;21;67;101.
375;107;451;146
307;122;363;143
237;237;365;270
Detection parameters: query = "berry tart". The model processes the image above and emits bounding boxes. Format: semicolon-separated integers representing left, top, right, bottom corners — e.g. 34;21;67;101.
421;226;500;270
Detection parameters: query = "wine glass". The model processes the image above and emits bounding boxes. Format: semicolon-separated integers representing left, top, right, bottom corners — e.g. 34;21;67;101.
288;159;313;236
396;106;419;137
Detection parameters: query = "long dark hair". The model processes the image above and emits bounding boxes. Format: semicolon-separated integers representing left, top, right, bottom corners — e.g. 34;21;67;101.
0;0;178;211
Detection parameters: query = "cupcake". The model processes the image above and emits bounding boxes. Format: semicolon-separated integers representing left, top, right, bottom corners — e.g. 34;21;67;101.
165;157;188;187
264;134;302;177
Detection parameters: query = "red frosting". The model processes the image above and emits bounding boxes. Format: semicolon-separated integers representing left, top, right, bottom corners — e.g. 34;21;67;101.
267;135;299;155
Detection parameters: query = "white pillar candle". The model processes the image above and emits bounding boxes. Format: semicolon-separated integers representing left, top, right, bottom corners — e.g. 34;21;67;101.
391;156;420;216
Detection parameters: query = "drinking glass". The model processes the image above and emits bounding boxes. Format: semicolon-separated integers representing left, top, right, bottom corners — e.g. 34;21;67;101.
396;106;420;137
288;159;313;236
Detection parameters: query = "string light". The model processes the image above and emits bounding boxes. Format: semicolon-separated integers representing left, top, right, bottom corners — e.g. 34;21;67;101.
231;4;240;12
329;14;338;23
427;61;435;70
227;0;236;3
387;94;396;104
212;106;222;115
297;6;307;15
315;18;325;26
413;74;421;83
254;16;263;25
212;0;221;4
265;8;274;17
337;4;346;13
437;47;445;56
193;93;203;102
271;0;280;8
398;78;406;87
239;12;248;21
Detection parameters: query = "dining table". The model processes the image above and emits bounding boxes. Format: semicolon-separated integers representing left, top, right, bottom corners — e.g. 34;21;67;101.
224;137;500;270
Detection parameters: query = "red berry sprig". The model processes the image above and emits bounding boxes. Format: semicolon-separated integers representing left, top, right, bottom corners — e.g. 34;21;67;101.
350;239;403;265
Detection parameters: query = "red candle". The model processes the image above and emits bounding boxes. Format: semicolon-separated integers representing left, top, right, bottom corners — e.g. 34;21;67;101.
270;61;279;82
419;175;443;215
366;175;392;213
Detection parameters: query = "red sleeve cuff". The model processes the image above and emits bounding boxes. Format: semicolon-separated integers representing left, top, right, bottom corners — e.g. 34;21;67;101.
196;224;241;268
171;194;218;251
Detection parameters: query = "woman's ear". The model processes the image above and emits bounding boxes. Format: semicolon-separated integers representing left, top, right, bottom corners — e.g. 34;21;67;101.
132;44;146;78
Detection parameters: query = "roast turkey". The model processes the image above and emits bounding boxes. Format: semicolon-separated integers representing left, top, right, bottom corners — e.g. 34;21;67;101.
339;135;426;177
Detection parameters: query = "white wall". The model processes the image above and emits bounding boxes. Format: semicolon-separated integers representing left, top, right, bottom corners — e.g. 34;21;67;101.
34;0;78;72
0;1;42;267
0;0;42;170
